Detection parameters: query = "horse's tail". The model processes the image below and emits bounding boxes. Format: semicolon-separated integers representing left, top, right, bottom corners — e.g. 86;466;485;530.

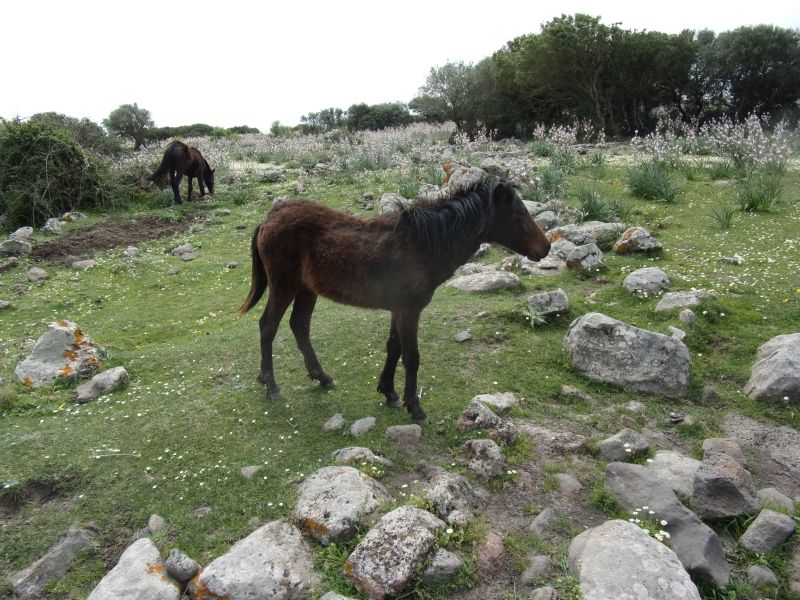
238;225;268;314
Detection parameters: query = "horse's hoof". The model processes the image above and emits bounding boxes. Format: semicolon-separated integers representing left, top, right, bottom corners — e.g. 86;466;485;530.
385;391;402;408
320;378;335;390
267;388;282;400
412;415;429;426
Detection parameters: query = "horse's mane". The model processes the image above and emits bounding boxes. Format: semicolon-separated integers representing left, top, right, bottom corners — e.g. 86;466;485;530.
401;176;502;255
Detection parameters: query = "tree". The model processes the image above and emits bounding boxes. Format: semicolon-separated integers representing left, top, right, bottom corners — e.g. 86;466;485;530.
103;103;153;149
410;62;478;132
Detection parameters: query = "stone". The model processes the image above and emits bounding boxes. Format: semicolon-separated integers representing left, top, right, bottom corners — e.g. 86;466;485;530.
293;466;391;545
597;428;649;462
527;288;570;316
569;520;700;600
555;473;583;495
564;312;690;398
548;238;577;260
320;594;355;600
181;252;199;261
323;413;345;432
463;438;507;478
42;218;63;235
123;246;139;257
719;254;745;265
87;538;179;600
472;391;519;412
71;259;97;270
476;532;505;574
345;506;444;599
520;554;553;584
424;467;479;523
523;200;548;216
627;400;646;413
789;546;800;595
260;170;285;182
456;399;518;443
623;267;671;295
10;226;33;240
613;226;663;253
566;243;606;272
605;462;730;586
62;211;86;222
8;526;95;599
189;520;319;600
189;507;211;518
738;509;796;553
12;283;29;294
227;261;238;269
75;367;129;403
164;549;199;583
534;211;561;231
170;243;193;256
331;447;393;466
378;192;411;215
702;438;747;467
529;587;558;600
240;465;262;479
350;416;376;436
757;487;795;513
746;564;779;588
679;309;696;328
692;451;759;520
0;238;32;258
744;333;800;402
0;300;11;310
26;266;48;283
148;514;166;533
516;422;586;455
167;267;180;275
529;508;556;537
655;290;711;312
453;330;472;343
668;326;686;340
0;257;20;272
422;549;464;584
448;271;521;293
646;450;701;499
381;420;422;443
14;321;104;388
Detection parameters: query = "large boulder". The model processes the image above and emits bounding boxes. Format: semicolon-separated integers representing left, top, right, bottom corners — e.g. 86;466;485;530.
189;521;320;600
597;428;649;462
0;238;32;258
743;333;800;402
691;451;759;520
738;509;796;553
623;267;671;295
646;450;701;500
292;466;391;545
605;462;730;586
569;520;700;600
345;506;444;599
88;538;179;600
564;313;690;398
14;321;104;388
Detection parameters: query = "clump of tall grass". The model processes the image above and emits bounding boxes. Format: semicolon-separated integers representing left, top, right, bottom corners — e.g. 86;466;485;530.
735;173;782;212
583;151;609;179
572;183;631;224
706;159;737;180
709;204;736;230
625;161;680;201
551;149;578;175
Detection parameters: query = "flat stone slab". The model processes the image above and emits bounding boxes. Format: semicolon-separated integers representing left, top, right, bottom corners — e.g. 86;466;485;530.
448;271;520;293
88;538;179;600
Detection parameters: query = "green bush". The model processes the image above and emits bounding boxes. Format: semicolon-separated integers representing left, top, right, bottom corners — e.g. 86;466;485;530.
625;161;680;201
0;120;111;228
736;173;782;212
572;183;613;222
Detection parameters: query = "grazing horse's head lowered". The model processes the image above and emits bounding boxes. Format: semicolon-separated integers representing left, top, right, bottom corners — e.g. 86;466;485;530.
239;175;550;424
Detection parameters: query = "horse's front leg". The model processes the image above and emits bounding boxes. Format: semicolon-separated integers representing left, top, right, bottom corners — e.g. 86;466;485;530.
170;171;182;204
187;176;194;202
377;317;402;408
395;309;427;424
198;176;206;198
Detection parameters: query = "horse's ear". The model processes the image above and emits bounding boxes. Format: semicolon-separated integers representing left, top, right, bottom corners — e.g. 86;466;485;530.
212;168;216;173
492;180;515;205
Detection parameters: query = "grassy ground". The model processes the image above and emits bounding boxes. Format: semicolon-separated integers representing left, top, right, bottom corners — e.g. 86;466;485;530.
1;143;799;599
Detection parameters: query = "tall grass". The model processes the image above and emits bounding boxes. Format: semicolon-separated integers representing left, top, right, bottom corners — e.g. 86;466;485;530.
735;173;782;212
625;161;680;201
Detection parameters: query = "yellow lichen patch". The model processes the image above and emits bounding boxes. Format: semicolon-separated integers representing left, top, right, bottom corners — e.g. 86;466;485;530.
59;365;75;377
74;329;85;346
64;350;78;361
22;376;35;388
58;320;69;328
191;581;229;600
303;517;330;539
545;230;564;243
343;560;353;576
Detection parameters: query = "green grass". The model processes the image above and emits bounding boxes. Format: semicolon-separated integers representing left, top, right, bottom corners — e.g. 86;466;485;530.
626;161;681;201
1;144;799;599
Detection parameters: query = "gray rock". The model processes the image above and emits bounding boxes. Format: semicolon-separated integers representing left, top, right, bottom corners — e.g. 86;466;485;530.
738;509;796;553
744;333;800;402
546;224;597;246
75;367;129;403
789;545;800;595
627;400;646;413
180;252;199;261
702;438;747;467
480;157;508;177
12;283;30;294
0;238;32;258
529;508;556;537
463;438;507;478
605;462;730;586
476;531;505;574
350;416;376;436
448;271;521;293
88;538;179;600
646;450;701;499
520;554;553;585
323;413;345;432
523;200;548;216
331;447;393;466
260;170;286;182
516;422;586;455
345;506;444;599
71;259;97;270
472;391;519;412
42;218;63;235
385;424;422;443
534;211;561;231
569;520;700;600
692;451;759;520
529;587;558;600
0;257;20;272
9;526;95;599
189;520;319;599
655;290;711;312
293;466;391;545
623;267;671;295
456;262;494;276
170;243;193;256
378;193;411;215
189;507;211;518
240;465;262;479
320;593;356;600
548;238;577;260
668;326;686;341
757;487;795;513
425;467;479;523
566;243;606;272
422;549;464;584
0;300;11;310
26;266;48;283
555;473;583;495
679;309;696;328
167;267;180;275
746;564;779;588
564;312;690;398
123;246;139;257
597;428;649;462
456;399;518;443
613;226;663;254
14;321;104;388
453;330;472;343
527;288;570;316
10;226;33;240
148;514;166;533
227;261;238;269
164;548;198;583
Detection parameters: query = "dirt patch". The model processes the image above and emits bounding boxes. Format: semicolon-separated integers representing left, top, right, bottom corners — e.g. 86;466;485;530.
30;213;196;263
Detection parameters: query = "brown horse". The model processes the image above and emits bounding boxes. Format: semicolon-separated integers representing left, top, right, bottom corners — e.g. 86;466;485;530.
151;140;215;204
239;176;550;423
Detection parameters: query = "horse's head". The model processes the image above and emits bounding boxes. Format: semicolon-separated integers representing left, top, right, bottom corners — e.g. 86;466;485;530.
487;180;550;261
205;165;215;195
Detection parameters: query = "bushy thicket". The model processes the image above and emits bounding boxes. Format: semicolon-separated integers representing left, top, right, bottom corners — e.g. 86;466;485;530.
0;120;111;228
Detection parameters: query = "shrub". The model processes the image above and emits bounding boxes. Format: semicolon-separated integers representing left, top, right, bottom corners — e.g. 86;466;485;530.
539;165;567;199
625;161;680;201
551;149;578;174
572;184;613;222
0;120;111;227
735;173;782;212
706;159;737;180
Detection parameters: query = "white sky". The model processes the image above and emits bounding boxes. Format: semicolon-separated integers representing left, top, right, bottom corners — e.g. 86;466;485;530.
3;1;799;131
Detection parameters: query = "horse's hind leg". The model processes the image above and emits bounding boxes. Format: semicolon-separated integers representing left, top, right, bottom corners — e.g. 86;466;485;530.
258;284;297;399
377;317;402;408
289;286;334;389
187;176;194;202
395;309;427;424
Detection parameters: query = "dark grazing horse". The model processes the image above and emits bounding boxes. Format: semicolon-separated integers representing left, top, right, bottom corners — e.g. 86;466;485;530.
151;140;215;204
239;176;550;423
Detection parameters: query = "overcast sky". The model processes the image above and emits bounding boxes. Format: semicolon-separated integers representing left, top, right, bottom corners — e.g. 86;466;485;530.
3;1;799;131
